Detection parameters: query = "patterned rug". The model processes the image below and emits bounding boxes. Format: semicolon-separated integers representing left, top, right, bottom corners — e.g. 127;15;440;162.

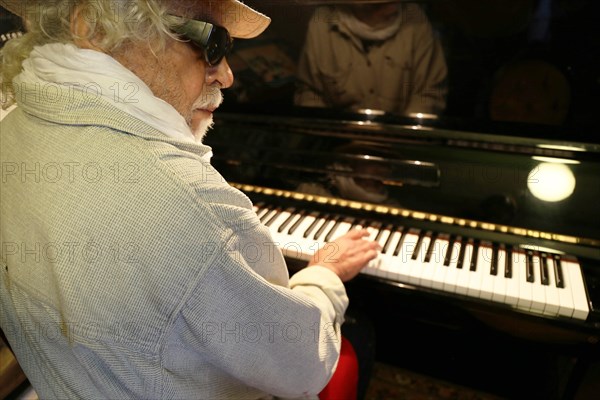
364;362;505;400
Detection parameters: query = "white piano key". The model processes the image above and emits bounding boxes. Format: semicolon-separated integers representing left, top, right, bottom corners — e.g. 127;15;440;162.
555;257;575;318
335;221;355;237
376;229;399;278
478;244;496;301
541;255;561;316
430;237;450;290
377;230;403;281
266;210;293;237
503;249;520;307
278;211;302;235
365;225;380;242
564;259;589;320
323;218;344;242
274;213;311;260
491;248;508;303
361;225;388;278
352;220;366;230
259;208;279;224
442;240;462;293
530;254;546;313
404;232;427;285
516;251;534;312
311;217;334;241
454;242;474;296
366;225;392;280
285;213;321;257
255;204;270;218
466;243;485;298
375;227;392;250
418;236;440;288
386;231;416;283
381;228;401;256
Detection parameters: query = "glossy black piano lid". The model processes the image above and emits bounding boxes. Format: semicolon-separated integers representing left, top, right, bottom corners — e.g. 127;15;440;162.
202;0;600;252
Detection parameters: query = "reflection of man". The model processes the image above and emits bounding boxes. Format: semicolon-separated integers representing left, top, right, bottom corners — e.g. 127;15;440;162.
295;1;448;116
0;0;380;399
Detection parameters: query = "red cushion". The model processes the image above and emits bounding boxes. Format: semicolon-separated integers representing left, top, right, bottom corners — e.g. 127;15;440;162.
318;336;359;400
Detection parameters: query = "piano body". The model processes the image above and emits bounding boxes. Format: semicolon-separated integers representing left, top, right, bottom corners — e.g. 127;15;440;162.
203;1;600;397
205;108;600;399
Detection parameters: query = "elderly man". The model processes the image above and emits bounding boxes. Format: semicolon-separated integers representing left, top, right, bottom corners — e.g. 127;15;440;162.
0;1;380;398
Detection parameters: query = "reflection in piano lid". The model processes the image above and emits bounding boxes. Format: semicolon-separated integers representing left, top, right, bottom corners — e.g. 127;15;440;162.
0;5;23;48
0;30;21;45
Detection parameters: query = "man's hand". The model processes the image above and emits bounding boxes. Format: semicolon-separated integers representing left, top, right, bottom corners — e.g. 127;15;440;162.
308;229;381;282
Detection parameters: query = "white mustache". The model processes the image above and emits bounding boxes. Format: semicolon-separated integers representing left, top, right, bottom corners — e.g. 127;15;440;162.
192;86;223;110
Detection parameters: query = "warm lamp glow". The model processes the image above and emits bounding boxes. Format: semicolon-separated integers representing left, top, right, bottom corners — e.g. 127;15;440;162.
527;162;576;202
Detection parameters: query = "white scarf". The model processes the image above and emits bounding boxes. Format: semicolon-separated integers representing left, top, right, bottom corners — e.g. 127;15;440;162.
336;6;403;41
14;43;197;143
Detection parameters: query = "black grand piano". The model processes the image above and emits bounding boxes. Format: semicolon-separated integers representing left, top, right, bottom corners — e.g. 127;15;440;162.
203;1;600;399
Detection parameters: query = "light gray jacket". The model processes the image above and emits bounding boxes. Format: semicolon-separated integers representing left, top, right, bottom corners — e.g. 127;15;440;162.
0;84;347;399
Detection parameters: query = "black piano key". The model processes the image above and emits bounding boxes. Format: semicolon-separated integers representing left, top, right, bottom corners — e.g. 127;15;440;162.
411;230;425;261
423;232;437;263
443;235;455;266
324;218;342;242
343;217;356;233
393;227;409;257
540;253;550;286
490;244;499;276
469;240;479;271
303;215;323;238
456;237;467;269
288;212;308;235
264;207;283;227
255;203;269;219
277;209;298;233
361;219;373;230
383;226;400;254
313;215;333;240
526;251;535;283
377;224;393;249
504;246;513;278
553;255;565;288
373;222;385;243
351;219;369;230
259;207;276;223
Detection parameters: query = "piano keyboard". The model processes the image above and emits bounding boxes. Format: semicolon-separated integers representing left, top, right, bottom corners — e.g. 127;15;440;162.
254;203;590;321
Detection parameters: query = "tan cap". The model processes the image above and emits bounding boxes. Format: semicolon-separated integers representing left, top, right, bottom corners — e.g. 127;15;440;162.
0;0;271;39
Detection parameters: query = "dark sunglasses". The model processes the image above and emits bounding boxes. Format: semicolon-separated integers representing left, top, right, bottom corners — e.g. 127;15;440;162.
170;16;233;67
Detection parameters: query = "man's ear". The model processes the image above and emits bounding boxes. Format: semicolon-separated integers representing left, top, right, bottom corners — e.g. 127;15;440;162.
70;5;103;51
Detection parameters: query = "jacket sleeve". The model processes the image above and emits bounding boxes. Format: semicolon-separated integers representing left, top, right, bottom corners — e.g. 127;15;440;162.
157;168;347;397
172;232;348;398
